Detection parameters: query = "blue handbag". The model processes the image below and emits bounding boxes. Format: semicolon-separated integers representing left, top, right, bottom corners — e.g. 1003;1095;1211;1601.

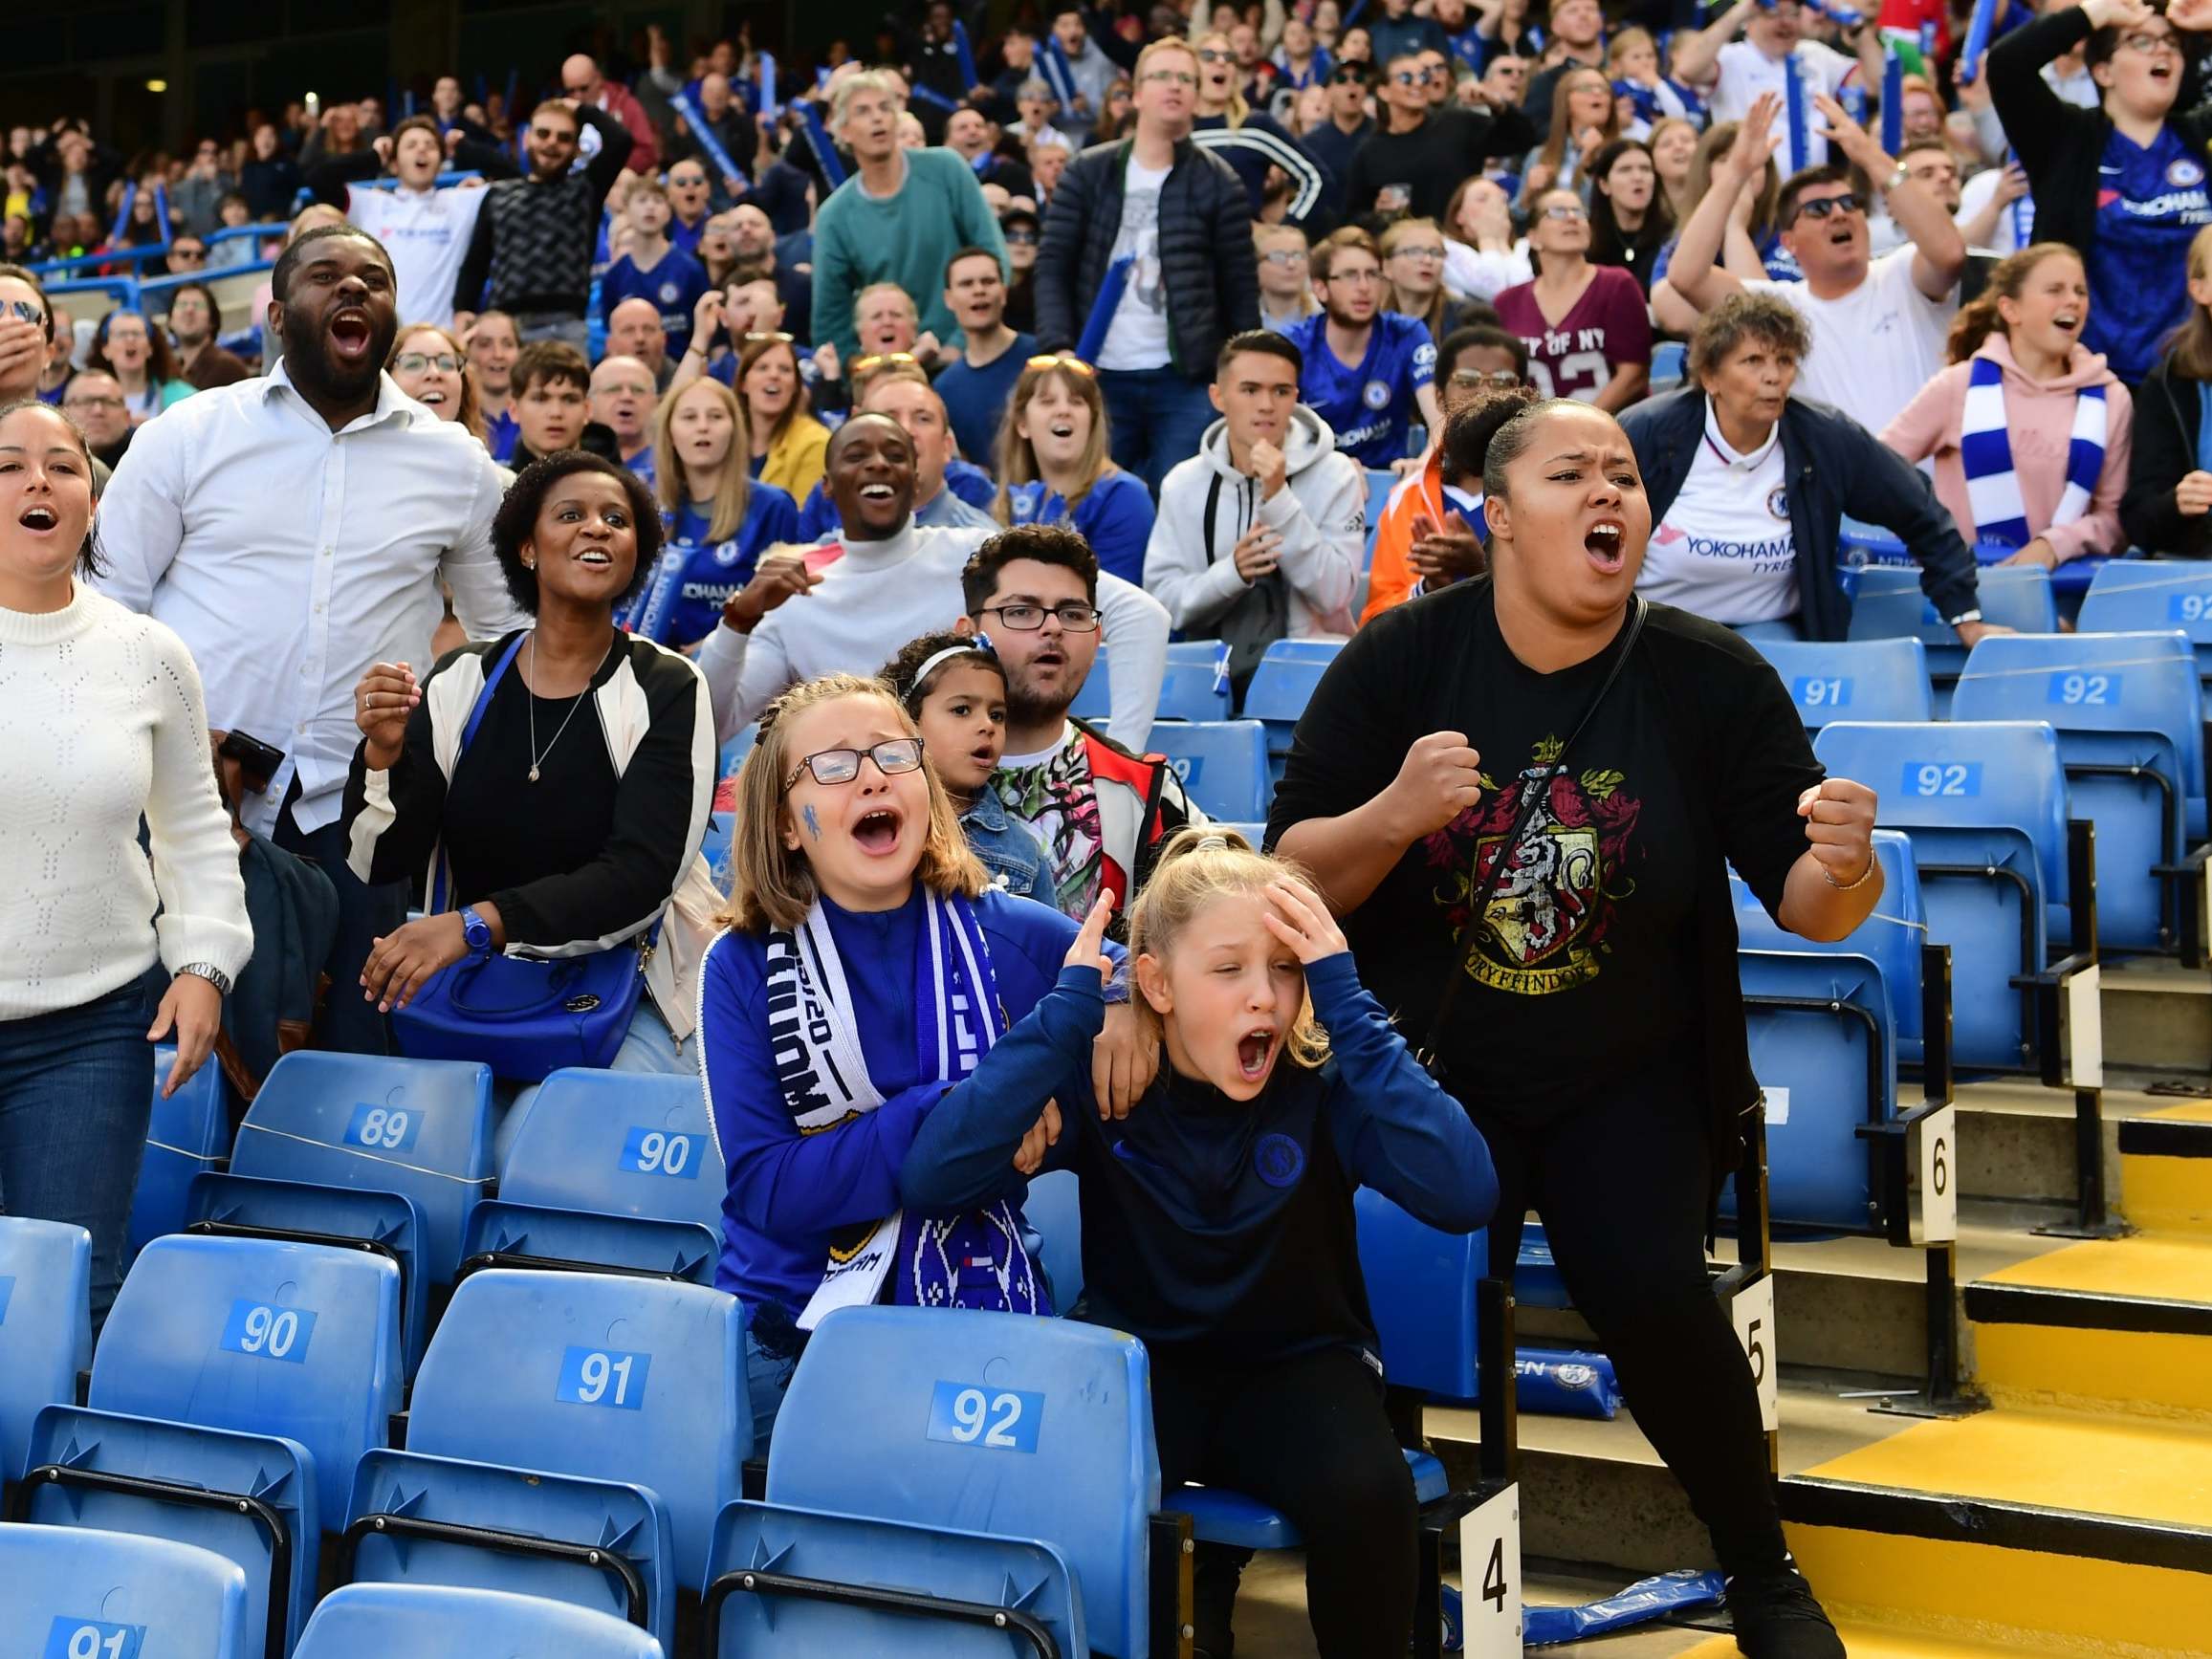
391;634;652;1081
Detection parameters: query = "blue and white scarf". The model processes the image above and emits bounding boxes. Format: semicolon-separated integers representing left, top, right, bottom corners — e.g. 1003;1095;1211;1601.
767;889;1047;1329
1960;355;2107;550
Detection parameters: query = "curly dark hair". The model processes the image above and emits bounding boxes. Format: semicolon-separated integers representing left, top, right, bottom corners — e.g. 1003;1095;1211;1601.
878;628;1006;713
959;521;1100;615
491;450;663;614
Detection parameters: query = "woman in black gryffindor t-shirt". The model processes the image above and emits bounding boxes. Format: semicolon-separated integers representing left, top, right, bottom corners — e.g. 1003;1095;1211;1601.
1271;399;1884;1659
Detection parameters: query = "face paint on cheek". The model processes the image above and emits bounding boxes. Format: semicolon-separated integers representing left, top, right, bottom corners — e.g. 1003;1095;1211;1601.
802;804;822;841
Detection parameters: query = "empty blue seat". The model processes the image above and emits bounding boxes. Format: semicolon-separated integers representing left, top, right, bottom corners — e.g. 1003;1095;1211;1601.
497;1070;726;1230
1158;640;1233;722
1954;630;2206;951
459;1202;719;1287
707;1500;1084;1658
20;1406;318;1655
186;1170;432;1376
1365;469;1398;557
229;1052;494;1285
1813;721;2072;1070
87;1233;403;1526
345;1450;676;1648
1748;638;1934;729
1725;950;1895;1233
385;1268;747;1594
296;1583;664;1657
126;1049;231;1264
1846;566;2057;703
0;1216;90;1485
1151;719;1272;822
0;1523;251;1659
1244;639;1344;781
2078;560;2212;691
767;1306;1157;1658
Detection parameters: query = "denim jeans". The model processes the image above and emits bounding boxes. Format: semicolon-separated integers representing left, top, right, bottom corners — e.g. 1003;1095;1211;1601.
273;800;408;1057
0;975;158;1328
1098;366;1215;497
493;996;687;1165
744;1327;800;1459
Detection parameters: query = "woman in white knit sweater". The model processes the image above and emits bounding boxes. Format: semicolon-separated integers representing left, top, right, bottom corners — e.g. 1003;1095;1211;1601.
0;400;252;1324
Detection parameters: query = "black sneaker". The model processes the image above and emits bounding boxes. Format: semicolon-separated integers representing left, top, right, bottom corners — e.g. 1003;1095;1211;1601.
1725;1564;1847;1658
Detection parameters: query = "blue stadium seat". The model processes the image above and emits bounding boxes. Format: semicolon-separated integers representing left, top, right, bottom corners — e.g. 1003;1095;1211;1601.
0;1216;90;1485
717;723;758;785
20;1406;318;1656
1953;630;2206;951
2077;560;2212;692
458;1202;719;1287
1748;638;1935;729
382;1268;747;1595
1735;831;1929;1064
1244;639;1343;782
1650;339;1687;390
1846;565;2058;705
186;1171;431;1376
1813;722;2073;1070
1724;949;1895;1233
1220;821;1269;848
764;1306;1158;1658
1159;640;1234;722
126;1049;231;1264
706;1500;1084;1658
228;1053;494;1285
0;1523;251;1659
1071;649;1112;721
296;1583;664;1657
85;1233;403;1527
344;1450;677;1648
1365;469;1398;557
1151;719;1272;821
496;1070;726;1230
1022;1168;1084;1312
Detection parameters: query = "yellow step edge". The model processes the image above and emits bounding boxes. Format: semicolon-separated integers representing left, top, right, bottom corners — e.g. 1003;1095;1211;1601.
1675;1625;2081;1658
1972;1321;2212;1424
1784;1523;2212;1657
2142;1099;2212;1126
2122;1154;2212;1235
1981;1233;2212;1301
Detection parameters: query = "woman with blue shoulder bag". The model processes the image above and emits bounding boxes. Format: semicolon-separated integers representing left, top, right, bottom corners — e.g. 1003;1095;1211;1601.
341;451;719;1149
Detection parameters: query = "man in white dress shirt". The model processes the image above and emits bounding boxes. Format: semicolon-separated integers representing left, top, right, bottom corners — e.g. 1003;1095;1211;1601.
96;225;525;1053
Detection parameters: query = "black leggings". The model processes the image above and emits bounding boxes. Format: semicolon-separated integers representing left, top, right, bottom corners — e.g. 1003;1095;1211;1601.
1476;1081;1789;1577
1152;1342;1417;1657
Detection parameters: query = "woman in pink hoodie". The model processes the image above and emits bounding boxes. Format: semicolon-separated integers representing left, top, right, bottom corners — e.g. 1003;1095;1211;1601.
1881;243;2134;569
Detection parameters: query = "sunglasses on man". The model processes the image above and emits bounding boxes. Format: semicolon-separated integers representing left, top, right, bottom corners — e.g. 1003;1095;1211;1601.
1787;192;1863;226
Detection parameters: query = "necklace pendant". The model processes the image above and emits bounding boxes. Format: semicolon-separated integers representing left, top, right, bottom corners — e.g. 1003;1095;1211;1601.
528;765;540;783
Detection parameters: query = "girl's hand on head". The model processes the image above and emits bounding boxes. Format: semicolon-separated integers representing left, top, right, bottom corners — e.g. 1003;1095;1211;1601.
1262;877;1348;964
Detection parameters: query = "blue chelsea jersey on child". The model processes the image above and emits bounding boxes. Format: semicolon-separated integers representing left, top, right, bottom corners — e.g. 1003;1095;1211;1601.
1282;311;1435;468
600;246;712;359
1003;470;1158;586
2084;125;2211;384
617;487;801;648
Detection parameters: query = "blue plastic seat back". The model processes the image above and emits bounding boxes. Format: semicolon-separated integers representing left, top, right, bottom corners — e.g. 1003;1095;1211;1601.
21;1404;317;1653
347;1448;677;1648
0;1216;90;1485
1245;639;1343;778
1813;721;2068;1069
1364;469;1397;556
1724;950;1894;1233
296;1583;665;1657
230;1053;494;1285
405;1268;747;1591
460;1200;720;1286
127;1049;232;1264
1954;630;2204;949
709;1498;1084;1658
1150;719;1272;821
1732;831;1927;1056
2078;561;2212;688
1848;565;2056;697
1071;649;1112;721
718;722;758;786
0;1521;252;1659
1159;640;1234;722
1749;638;1934;729
497;1069;725;1231
1354;1189;1484;1401
187;1170;431;1377
90;1233;403;1525
768;1306;1158;1659
1022;1169;1084;1312
1651;339;1687;389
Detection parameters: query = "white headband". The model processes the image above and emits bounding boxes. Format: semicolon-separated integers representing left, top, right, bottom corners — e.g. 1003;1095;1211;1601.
906;638;996;705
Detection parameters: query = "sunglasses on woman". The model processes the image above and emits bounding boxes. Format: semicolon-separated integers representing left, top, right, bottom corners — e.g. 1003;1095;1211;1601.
742;331;795;345
782;738;926;793
850;351;920;375
1024;353;1096;375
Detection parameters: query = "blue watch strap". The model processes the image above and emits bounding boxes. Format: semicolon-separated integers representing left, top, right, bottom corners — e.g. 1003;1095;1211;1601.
462;907;493;957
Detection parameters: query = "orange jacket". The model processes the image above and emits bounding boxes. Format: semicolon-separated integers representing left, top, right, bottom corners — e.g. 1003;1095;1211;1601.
1359;451;1447;626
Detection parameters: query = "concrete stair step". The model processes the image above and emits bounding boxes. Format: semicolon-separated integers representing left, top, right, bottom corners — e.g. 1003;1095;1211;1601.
2100;957;2212;1074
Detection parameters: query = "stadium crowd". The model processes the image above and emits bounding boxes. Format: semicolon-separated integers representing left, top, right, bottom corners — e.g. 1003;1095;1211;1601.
2;0;2209;1649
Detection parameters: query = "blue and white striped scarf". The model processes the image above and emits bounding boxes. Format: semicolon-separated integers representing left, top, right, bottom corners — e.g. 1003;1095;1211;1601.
1960;355;2106;550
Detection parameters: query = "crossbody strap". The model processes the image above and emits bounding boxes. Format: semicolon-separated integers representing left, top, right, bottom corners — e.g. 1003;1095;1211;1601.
1414;596;1648;1075
429;632;530;914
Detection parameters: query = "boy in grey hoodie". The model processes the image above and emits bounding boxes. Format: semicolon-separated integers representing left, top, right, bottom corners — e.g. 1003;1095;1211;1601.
1143;329;1366;689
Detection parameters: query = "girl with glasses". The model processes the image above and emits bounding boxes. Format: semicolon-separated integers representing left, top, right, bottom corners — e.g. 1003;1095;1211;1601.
86;309;191;423
1379;215;1458;348
994;354;1156;584
699;671;1142;1454
1254;223;1321;330
385;323;485;444
1493;187;1654;409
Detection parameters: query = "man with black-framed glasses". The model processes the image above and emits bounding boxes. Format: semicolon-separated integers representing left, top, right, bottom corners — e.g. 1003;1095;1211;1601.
1344;50;1532;222
959;523;1203;921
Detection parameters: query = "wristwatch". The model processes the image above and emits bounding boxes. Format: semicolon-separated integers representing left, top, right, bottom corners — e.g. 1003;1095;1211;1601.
1881;161;1911;196
176;962;234;996
1947;607;1983;627
462;907;494;959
